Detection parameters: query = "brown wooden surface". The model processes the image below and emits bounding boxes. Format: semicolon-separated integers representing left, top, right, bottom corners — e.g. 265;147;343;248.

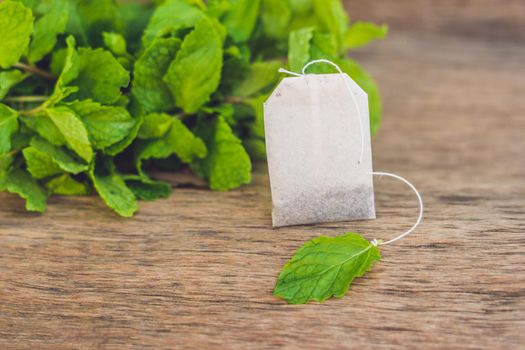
1;1;525;349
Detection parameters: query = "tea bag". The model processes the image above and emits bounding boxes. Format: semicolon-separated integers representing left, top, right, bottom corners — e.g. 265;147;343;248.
264;67;375;227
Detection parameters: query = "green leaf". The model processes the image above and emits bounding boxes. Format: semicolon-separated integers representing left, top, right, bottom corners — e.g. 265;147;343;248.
232;60;282;98
72;47;130;104
47;35;80;106
45;173;88;195
68;99;135;150
345;22;388;50
102;32;128;57
23;146;62;179
0;104;18;154
164;17;223;114
29;136;88;174
133;37;181;113
223;0;261;43
138;112;173;140
4;167;47;212
311;0;348;51
135;115;207;172
261;0;291;38
192;116;251;191
123;175;172;201
45;106;93;162
90;158;138;217
0;70;28;100
336;58;382;136
27;0;69;63
142;0;204;47
0;1;33;68
0;152;14;188
288;27;314;72
274;232;381;304
66;0;120;46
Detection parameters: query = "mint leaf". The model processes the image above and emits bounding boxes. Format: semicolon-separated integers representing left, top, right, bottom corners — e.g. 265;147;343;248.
223;0;261;43
232;60;281;98
72;47;130;104
27;0;69;63
312;0;348;51
288;27;314;72
23;146;63;179
142;0;204;47
4;167;47;212
29;136;88;174
274;232;381;304
0;70;28;100
123;175;172;201
68;99;135;150
164;17;223;114
45;173;88;195
102;32;129;57
193;116;251;191
45;106;93;162
345;22;388;50
135;114;207;172
0;1;33;68
90;158;138;217
261;0;291;38
0;104;18;154
133;37;181;113
47;35;80;106
137;112;173;140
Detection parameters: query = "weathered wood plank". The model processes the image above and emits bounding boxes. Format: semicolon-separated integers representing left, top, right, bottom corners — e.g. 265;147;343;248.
1;1;524;349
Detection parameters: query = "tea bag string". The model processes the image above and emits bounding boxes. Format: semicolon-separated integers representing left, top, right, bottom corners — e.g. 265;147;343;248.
279;59;365;164
370;172;424;246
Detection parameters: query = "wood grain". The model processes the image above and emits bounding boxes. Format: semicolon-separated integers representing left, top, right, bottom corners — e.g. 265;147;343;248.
1;1;524;349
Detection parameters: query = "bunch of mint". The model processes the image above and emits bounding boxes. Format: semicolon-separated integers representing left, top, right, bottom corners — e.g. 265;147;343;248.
0;0;387;217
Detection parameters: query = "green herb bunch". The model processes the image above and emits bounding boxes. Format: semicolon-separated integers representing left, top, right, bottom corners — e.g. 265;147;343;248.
0;0;387;216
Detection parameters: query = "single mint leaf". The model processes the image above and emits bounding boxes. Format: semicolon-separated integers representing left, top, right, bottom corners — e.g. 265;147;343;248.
138;112;173;140
345;22;388;50
123;175;172;201
142;0;204;47
30;137;88;174
47;35;80;106
68;99;135;150
135;115;207;172
90;158;138;217
132;37;181;113
102;32;129;57
288;27;314;72
4;167;47;212
27;0;69;63
164;16;223;114
0;104;19;154
72;47;130;104
192;116;251;191
0;1;33;68
223;0;261;43
232;60;282;98
45;173;88;195
46;106;93;162
23;146;63;179
261;0;291;39
312;0;348;51
274;232;381;304
0;70;28;100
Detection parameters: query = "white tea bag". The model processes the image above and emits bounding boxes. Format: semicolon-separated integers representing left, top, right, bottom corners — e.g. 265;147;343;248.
264;71;375;227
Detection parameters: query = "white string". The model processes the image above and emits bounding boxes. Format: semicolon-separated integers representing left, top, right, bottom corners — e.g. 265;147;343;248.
370;172;424;246
279;59;365;164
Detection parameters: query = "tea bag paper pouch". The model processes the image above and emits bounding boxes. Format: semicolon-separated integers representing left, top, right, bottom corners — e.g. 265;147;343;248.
264;67;375;227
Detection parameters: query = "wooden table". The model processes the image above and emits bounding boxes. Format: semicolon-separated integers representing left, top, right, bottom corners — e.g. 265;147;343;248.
1;1;524;349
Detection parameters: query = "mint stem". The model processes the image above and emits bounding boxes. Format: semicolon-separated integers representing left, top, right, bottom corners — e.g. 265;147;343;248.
13;63;55;81
4;95;49;103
